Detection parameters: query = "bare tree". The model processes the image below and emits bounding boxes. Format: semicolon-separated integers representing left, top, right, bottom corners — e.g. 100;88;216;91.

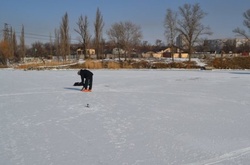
106;22;124;61
49;33;53;56
222;39;237;53
54;28;60;61
94;8;104;59
75;15;91;59
140;41;152;53
0;24;12;65
164;8;178;61
12;30;19;62
31;42;46;63
3;23;10;42
233;9;250;40
19;25;26;61
4;24;14;62
176;3;212;62
107;21;142;61
123;21;142;60
60;12;70;61
9;28;15;62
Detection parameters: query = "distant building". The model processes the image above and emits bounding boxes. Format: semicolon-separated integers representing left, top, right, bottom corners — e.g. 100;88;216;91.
76;48;96;59
142;48;188;59
112;48;125;55
87;49;95;55
235;38;249;47
204;38;249;53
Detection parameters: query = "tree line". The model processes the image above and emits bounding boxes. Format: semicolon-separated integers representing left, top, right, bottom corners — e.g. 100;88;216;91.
1;3;250;66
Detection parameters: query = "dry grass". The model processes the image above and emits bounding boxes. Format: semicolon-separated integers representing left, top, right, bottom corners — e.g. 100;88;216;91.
15;61;73;70
107;61;120;69
79;60;131;69
7;57;250;70
0;65;8;68
16;63;42;69
11;59;207;70
84;60;103;69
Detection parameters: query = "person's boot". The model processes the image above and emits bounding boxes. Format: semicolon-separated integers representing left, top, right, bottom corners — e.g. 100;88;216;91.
81;88;87;92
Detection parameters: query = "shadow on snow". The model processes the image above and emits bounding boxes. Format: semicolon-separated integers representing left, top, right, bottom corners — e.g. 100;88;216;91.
64;87;81;91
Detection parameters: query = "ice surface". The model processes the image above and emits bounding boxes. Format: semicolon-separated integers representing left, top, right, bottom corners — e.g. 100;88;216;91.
1;69;250;165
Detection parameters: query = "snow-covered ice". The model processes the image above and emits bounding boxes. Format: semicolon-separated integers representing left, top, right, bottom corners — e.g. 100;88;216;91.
1;69;250;165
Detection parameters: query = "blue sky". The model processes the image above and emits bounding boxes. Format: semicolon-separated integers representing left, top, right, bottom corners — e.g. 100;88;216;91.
0;0;250;46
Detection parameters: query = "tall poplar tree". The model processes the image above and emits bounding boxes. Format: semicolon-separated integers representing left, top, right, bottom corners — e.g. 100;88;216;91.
164;9;178;61
60;12;70;61
19;25;26;61
94;8;104;59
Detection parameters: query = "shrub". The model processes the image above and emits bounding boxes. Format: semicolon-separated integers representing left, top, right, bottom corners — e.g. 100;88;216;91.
131;60;150;69
211;57;250;69
152;62;169;69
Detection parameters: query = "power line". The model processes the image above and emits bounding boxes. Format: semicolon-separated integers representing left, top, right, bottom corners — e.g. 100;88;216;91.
1;23;83;44
1;29;79;43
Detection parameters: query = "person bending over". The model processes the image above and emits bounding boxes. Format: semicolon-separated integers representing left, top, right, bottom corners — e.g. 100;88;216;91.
77;69;93;92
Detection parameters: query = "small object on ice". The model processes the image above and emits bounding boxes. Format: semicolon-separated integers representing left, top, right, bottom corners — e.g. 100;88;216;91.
86;104;89;108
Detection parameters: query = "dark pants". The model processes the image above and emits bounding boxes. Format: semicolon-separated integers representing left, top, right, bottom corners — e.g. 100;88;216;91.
83;77;93;90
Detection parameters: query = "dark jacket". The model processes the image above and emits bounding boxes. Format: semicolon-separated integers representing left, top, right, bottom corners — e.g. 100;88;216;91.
79;69;93;79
